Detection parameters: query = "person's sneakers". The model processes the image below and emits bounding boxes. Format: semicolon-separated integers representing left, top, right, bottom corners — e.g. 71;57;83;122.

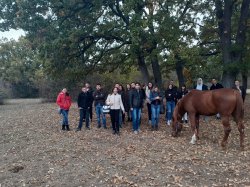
62;125;66;131
185;120;188;123
134;130;138;134
167;120;171;126
66;125;70;131
97;125;101;128
86;127;90;130
112;130;116;134
75;128;81;132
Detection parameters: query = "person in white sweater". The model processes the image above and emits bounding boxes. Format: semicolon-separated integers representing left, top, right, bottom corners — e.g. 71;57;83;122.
106;87;125;135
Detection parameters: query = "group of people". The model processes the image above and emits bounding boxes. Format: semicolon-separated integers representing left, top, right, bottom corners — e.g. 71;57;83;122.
56;79;246;135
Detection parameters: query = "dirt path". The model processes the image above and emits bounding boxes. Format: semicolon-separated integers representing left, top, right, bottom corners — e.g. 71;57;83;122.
0;98;250;186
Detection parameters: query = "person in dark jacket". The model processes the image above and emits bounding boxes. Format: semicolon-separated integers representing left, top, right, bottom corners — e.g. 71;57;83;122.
118;84;126;127
177;85;188;124
233;80;247;102
130;83;145;134
76;87;92;131
150;86;162;131
125;84;132;122
85;82;94;122
93;83;107;128
210;79;223;90
165;84;178;126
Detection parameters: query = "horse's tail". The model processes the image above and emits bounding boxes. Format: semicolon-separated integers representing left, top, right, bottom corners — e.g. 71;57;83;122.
234;90;244;121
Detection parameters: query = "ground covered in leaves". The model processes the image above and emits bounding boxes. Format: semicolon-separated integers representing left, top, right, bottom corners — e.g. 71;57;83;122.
0;98;250;187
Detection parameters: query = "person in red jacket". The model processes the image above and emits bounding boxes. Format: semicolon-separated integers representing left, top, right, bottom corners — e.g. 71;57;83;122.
56;88;72;131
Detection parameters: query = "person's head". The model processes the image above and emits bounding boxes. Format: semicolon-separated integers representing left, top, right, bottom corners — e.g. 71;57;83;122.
119;85;124;91
197;78;203;85
82;87;87;93
235;80;240;87
135;82;141;90
85;82;90;88
115;83;120;89
112;87;119;94
181;84;186;91
62;88;67;93
126;84;131;90
168;84;173;89
211;79;217;85
131;82;135;88
148;82;153;89
153;86;159;92
96;83;101;90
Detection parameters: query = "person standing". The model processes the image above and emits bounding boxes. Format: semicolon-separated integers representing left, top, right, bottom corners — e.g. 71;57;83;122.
194;78;208;91
233;80;246;102
150;86;162;131
210;79;223;90
145;82;153;124
177;85;188;124
106;87;125;135
130;83;145;134
165;84;178;126
125;84;132;122
93;83;107;129
118;85;126;126
56;88;72;131
85;82;94;122
210;79;223;119
76;87;92;131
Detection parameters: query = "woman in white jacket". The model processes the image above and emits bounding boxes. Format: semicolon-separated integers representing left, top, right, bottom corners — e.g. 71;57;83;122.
106;87;125;135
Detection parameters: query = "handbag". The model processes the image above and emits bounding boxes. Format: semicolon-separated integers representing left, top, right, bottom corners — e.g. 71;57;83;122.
102;105;111;114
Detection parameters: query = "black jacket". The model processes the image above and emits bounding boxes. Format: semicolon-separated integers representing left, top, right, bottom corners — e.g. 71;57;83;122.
177;89;188;100
165;88;178;102
194;84;208;91
93;89;106;106
77;92;92;109
210;83;223;90
129;89;145;108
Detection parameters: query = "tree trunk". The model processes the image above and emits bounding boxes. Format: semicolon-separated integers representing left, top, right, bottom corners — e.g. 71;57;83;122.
151;53;162;88
175;54;185;86
242;72;248;89
137;52;150;83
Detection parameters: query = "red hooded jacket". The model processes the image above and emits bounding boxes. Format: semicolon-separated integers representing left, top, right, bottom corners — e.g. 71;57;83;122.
56;92;72;110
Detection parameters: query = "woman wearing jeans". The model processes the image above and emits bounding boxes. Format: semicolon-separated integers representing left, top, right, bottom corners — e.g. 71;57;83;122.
165;84;178;126
106;87;125;135
56;88;72;131
150;86;162;131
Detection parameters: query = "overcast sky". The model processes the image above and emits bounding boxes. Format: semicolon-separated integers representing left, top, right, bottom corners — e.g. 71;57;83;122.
0;29;25;40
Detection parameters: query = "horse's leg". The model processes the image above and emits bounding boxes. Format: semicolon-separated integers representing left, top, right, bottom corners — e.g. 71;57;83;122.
235;119;245;149
195;114;200;140
221;116;231;147
189;114;197;144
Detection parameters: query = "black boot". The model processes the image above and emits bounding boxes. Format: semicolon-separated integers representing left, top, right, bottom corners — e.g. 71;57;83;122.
62;125;66;131
155;125;159;131
66;125;70;131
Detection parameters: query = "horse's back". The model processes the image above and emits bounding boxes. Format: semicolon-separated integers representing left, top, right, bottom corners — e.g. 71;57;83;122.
183;88;242;116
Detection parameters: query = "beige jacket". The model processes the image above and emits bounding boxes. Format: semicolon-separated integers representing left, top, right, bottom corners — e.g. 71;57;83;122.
106;94;125;111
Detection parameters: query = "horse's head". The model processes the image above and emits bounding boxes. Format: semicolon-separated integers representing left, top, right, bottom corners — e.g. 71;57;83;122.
171;100;183;137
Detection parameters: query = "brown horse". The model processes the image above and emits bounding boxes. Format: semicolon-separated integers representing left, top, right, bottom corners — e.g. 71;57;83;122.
172;88;245;148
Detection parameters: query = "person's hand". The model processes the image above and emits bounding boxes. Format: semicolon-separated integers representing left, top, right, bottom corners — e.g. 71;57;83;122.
130;108;133;111
78;107;83;109
123;110;125;114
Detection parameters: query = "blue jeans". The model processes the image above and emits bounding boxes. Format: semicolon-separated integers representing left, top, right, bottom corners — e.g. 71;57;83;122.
151;105;160;127
78;109;89;129
60;109;69;125
95;104;106;127
132;108;141;131
166;101;175;121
